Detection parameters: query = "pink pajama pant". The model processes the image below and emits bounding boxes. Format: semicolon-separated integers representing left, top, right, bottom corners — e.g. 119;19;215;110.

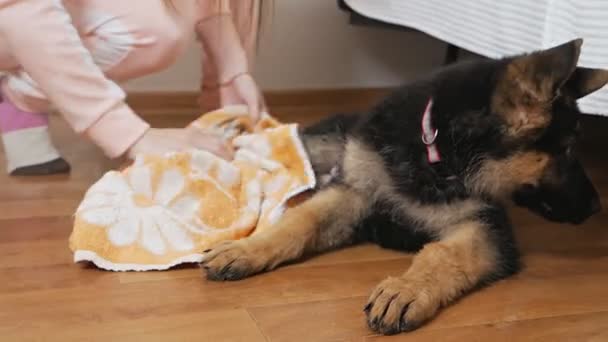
0;0;193;171
0;0;192;114
0;0;257;171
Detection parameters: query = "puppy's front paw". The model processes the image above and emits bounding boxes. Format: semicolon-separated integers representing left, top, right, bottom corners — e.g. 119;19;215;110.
365;276;440;335
200;240;267;281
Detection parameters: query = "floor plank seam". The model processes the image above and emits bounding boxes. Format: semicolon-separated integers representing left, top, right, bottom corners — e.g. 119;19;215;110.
246;308;272;342
284;256;411;270
420;308;608;333
245;295;369;312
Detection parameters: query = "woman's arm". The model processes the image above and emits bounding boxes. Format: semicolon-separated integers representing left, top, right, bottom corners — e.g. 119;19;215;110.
196;1;265;120
196;2;249;85
0;0;148;158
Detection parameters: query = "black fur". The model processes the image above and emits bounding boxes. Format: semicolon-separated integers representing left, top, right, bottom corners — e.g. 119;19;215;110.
202;39;605;336
475;204;521;283
354;201;434;253
358;62;499;198
300;39;602;296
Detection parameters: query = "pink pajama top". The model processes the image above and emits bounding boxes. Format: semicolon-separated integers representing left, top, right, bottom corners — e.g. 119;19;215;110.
0;0;244;158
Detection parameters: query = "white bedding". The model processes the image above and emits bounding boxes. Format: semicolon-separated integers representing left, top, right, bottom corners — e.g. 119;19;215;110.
344;0;608;116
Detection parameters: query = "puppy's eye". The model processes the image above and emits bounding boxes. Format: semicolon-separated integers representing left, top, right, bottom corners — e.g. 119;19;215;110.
522;93;533;106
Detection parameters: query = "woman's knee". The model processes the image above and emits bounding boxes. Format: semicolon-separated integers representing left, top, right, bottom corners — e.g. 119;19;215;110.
93;14;189;79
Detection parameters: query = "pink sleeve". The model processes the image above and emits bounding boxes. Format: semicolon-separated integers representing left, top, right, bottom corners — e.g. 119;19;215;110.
0;0;149;158
198;0;231;19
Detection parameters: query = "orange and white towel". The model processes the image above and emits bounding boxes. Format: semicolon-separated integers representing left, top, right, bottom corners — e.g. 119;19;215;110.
69;106;316;271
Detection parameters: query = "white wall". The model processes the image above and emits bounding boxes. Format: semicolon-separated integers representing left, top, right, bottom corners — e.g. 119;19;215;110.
124;0;447;92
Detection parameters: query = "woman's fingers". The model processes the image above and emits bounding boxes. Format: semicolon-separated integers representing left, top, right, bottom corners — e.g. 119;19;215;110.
202;137;234;160
224;73;266;122
187;126;234;160
246;95;262;122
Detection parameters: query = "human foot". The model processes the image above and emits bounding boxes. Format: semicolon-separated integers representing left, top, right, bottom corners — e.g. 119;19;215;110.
0;94;70;176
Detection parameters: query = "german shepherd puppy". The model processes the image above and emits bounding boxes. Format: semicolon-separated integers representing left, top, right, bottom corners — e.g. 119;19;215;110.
201;38;606;335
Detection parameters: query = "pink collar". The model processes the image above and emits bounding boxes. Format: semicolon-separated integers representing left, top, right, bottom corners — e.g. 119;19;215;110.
421;99;441;164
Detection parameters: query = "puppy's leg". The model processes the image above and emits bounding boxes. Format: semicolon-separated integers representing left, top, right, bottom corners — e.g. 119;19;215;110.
202;186;368;281
365;211;519;335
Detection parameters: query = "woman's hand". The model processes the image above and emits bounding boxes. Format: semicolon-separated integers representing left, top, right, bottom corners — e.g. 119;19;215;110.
196;13;266;122
219;72;266;122
126;127;233;160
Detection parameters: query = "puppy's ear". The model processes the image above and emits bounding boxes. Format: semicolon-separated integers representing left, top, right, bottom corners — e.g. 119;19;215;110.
493;39;582;138
564;67;608;99
507;39;583;99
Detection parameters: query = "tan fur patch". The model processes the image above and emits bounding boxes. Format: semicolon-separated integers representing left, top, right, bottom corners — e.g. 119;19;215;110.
470;151;551;198
492;63;553;138
366;220;497;330
202;186;367;279
401;200;486;237
268;186;367;255
492;39;582;138
343;139;485;235
342;139;395;199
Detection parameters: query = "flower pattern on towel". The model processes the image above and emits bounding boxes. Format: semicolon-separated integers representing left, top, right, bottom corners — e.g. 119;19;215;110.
77;163;197;255
70;105;317;271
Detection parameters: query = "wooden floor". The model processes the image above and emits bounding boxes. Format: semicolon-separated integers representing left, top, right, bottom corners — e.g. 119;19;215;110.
1;99;608;341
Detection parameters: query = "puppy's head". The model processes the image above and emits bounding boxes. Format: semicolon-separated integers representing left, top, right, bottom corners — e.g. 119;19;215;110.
474;39;606;224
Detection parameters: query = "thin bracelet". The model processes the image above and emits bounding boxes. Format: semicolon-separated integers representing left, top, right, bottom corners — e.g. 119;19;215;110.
202;72;250;89
219;71;250;86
